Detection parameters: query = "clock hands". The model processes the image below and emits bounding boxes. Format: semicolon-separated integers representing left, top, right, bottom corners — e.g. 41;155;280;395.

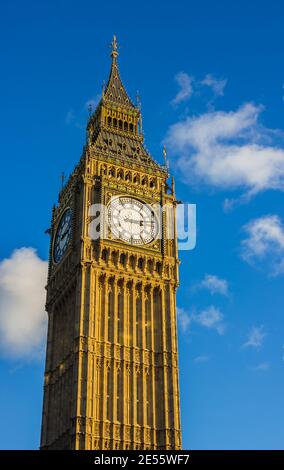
124;217;143;226
124;217;153;226
60;230;69;241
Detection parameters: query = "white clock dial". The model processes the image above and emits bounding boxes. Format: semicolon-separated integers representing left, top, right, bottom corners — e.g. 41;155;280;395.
107;197;158;245
53;208;72;263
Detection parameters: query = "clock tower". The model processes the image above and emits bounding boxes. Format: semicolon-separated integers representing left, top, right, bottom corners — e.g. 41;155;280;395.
40;36;182;450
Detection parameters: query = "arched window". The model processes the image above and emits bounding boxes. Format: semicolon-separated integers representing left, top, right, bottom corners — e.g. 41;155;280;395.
156;262;162;274
129;255;136;269
109;167;115;178
147;259;154;272
100;165;106;176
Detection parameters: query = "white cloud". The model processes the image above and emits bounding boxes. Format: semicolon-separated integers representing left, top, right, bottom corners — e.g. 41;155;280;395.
65;109;75;125
172;72;194;106
192;305;225;335
177;307;191;332
0;248;48;360
253;361;270;371
199;274;229;296
85;95;101;112
165;102;284;200
178;305;225;335
201;74;227;97
242;326;266;349
241;215;284;275
66;96;101;128
193;355;209;364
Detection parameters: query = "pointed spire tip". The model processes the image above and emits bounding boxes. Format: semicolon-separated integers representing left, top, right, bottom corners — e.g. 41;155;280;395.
111;34;119;58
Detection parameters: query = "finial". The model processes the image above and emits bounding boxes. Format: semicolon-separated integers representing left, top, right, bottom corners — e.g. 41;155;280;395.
171;176;175;195
88;103;93;117
111;34;119;58
136;90;141;110
61;171;65;189
163;145;169;169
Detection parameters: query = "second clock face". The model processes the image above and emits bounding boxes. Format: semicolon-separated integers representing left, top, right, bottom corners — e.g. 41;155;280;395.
107;197;158;245
53;208;72;264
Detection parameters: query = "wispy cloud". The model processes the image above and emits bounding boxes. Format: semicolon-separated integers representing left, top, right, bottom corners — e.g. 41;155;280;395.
171;72;226;106
201;73;227;98
192;305;225;335
0;248;48;360
65;109;75;125
172;72;194;106
65;96;101;128
193;355;209;364
252;361;270;371
242;326;266;349
85;95;101;112
198;274;229;296
241;215;284;275
177;305;226;335
177;305;225;335
177;307;191;332
165;102;284;204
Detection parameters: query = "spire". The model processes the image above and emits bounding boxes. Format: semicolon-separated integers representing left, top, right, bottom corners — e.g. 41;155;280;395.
111;34;119;59
103;35;135;108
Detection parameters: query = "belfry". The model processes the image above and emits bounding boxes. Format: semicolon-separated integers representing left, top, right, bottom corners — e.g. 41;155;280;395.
40;36;182;450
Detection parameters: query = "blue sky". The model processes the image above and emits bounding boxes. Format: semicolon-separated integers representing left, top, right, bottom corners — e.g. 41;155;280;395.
1;0;284;450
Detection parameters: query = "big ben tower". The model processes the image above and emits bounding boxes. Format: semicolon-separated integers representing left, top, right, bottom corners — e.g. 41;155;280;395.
40;36;182;450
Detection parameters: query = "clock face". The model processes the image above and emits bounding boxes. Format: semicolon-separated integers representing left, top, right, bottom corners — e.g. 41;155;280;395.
53;208;72;264
107;197;158;245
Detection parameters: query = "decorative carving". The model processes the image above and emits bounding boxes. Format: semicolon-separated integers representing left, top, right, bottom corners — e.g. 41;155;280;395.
104;423;111;438
94;422;100;437
145;428;151;443
104;440;110;450
135;427;141;442
114;424;121;439
114;345;121;359
105;344;111;358
144;351;150;365
134;350;140;362
124;425;131;441
124;347;130;361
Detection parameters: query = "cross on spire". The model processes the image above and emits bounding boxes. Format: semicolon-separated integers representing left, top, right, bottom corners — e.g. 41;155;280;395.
111;34;119;58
